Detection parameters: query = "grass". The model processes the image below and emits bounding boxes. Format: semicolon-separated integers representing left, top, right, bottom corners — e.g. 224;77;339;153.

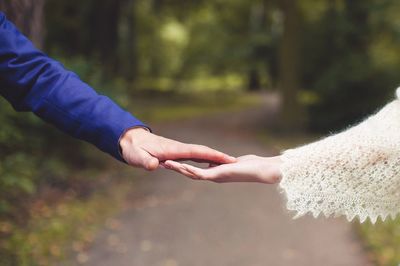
357;219;400;266
127;91;264;123
1;176;133;266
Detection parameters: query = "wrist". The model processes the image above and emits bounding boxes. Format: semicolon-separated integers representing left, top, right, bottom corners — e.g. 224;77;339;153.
262;156;283;184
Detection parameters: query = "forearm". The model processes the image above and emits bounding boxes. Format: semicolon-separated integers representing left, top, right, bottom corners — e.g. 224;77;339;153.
30;74;148;160
0;12;147;161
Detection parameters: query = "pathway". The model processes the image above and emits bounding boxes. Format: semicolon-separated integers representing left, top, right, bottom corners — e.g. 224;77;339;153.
79;93;370;266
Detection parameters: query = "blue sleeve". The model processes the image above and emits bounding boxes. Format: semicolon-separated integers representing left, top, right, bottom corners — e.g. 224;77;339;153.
0;12;149;162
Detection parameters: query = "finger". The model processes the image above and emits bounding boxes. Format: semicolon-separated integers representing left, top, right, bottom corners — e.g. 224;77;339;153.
129;148;159;171
175;143;236;164
171;158;222;165
163;160;198;179
165;161;252;183
177;162;251;183
165;160;219;180
176;167;199;179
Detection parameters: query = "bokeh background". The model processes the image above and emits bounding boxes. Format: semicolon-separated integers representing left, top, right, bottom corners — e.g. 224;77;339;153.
1;0;400;265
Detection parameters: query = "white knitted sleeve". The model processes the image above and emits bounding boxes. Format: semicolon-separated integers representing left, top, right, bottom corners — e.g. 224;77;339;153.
279;98;400;223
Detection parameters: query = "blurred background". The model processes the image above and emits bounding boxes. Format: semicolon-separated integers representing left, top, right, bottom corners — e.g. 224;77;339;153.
1;0;400;265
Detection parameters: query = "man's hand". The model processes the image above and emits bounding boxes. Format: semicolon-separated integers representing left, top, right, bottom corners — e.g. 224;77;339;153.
163;155;282;184
119;127;236;171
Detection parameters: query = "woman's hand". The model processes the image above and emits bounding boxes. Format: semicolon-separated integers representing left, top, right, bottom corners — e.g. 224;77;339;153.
163;155;282;184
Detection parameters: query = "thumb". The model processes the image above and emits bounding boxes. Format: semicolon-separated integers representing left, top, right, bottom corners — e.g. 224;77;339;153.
145;156;159;171
130;148;159;171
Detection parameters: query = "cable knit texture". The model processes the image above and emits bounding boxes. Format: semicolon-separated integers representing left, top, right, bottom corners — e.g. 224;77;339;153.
279;97;400;224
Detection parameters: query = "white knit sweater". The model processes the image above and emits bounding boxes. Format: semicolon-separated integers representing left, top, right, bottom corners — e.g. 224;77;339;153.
279;88;400;223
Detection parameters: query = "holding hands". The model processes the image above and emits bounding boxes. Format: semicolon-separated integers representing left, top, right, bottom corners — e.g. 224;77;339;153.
120;128;282;184
120;127;237;170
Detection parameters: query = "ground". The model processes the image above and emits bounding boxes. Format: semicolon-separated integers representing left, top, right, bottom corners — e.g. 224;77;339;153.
65;93;371;266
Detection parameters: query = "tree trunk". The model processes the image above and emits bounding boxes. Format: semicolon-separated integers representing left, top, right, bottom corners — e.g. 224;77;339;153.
277;0;306;131
247;1;265;92
0;0;45;49
123;0;138;82
248;69;261;91
87;0;122;74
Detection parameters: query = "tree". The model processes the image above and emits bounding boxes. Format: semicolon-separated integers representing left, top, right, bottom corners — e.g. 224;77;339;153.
277;0;306;131
0;0;45;48
91;0;124;73
302;0;395;132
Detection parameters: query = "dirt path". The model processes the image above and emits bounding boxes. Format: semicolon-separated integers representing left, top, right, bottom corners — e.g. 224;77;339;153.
79;94;370;266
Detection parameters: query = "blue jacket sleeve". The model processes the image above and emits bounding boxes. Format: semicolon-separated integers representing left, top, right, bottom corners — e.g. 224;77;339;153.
0;12;149;162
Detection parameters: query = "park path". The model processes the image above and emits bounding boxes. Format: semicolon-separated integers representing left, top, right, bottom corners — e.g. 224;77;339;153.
81;93;370;266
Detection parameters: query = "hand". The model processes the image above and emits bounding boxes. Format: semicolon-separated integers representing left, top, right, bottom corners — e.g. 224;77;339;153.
119;127;236;171
164;155;282;184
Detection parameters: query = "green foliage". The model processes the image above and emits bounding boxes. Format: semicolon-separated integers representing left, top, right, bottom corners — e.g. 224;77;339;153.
358;218;400;266
132;91;263;123
43;0;400;128
1;181;131;266
0;55;110;214
45;0;277;91
4;0;400;264
0;57;111;264
301;0;400;131
0;102;39;217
